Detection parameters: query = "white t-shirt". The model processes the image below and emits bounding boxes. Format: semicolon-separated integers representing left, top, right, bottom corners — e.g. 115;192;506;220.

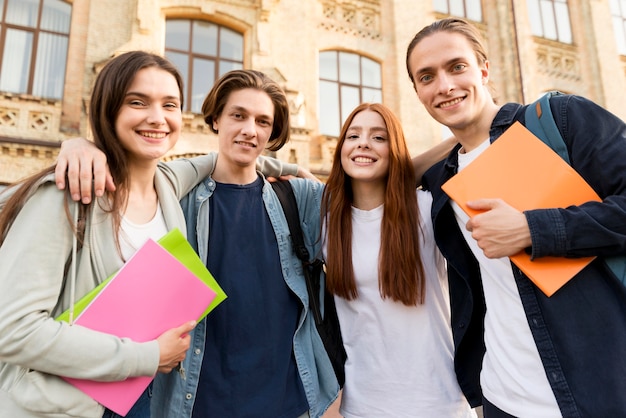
120;203;168;260
324;191;475;418
452;140;560;417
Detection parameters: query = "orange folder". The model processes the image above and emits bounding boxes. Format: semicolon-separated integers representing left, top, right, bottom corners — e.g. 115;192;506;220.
441;121;600;296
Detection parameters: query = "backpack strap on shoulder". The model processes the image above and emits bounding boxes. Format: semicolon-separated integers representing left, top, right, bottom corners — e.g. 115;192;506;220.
270;180;310;263
525;91;570;164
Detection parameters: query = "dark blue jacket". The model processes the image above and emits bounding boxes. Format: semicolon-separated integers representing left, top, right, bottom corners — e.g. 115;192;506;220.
422;94;626;417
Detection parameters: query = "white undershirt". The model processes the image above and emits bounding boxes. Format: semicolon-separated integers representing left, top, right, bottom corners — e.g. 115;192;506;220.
324;191;475;418
453;139;560;417
119;203;168;261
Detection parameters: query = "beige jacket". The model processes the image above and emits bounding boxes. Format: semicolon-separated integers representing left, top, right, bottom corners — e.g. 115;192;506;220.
0;153;294;417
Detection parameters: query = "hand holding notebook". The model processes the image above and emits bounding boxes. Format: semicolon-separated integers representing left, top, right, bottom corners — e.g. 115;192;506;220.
442;122;600;297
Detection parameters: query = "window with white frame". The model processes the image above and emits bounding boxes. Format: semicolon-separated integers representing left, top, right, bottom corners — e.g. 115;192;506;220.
0;0;71;99
165;19;244;114
433;0;482;22
610;0;626;55
318;51;382;137
527;0;573;44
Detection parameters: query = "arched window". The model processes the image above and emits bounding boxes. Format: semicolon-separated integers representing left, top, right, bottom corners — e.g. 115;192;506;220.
527;0;573;44
318;51;382;137
433;0;483;22
0;0;71;99
610;0;626;55
165;19;244;114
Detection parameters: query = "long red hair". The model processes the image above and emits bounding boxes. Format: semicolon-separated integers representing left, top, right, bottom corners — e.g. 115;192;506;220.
321;103;425;305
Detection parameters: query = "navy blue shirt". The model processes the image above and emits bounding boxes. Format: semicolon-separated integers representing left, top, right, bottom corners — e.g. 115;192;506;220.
423;95;626;415
191;176;307;418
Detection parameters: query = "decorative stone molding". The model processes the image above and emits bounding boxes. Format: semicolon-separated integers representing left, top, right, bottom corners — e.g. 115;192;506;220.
319;0;381;40
534;38;581;81
0;107;18;128
0;95;63;142
29;111;52;132
0;141;58;183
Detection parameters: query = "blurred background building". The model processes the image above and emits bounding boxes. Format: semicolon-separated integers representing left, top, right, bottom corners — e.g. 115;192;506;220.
0;0;625;188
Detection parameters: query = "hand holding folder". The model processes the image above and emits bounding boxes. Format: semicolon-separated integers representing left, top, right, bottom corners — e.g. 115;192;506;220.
56;228;226;416
441;122;601;297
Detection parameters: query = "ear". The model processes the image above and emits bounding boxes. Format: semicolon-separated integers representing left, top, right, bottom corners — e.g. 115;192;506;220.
481;60;490;85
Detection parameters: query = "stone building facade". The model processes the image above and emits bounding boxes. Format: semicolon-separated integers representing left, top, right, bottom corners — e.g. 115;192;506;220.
0;0;625;186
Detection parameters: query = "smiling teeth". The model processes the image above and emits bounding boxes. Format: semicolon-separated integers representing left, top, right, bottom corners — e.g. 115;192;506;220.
236;141;256;147
139;132;166;139
439;97;463;108
354;157;374;163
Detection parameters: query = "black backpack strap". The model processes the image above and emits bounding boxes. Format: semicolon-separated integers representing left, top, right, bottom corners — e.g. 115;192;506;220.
271;180;347;386
271;180;310;262
270;180;323;324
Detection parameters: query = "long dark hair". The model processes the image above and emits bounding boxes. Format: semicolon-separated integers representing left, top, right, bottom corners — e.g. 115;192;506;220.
0;51;185;247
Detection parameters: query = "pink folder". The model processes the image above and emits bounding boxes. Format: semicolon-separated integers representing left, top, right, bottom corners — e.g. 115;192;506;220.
63;239;217;415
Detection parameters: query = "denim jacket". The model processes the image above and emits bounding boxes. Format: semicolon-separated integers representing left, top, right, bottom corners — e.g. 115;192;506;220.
422;94;626;417
150;175;339;418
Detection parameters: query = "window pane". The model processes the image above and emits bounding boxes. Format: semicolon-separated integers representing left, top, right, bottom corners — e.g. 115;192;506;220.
319;51;337;80
466;0;483;21
622;20;626;54
192;20;217;55
362;87;382;103
218;60;242;76
5;0;38;27
191;58;214;114
0;29;33;93
614;16;626;54
338;52;360;84
340;85;359;127
33;32;67;98
527;0;543;36
41;0;71;33
219;27;243;61
319;80;340;136
554;2;572;43
433;0;448;13
165;20;190;51
361;57;381;88
449;0;465;17
165;50;189;110
539;0;557;40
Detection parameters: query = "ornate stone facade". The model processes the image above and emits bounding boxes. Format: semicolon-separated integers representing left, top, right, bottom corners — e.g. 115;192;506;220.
1;0;624;185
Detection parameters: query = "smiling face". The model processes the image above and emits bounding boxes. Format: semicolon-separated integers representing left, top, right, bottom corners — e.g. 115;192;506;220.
115;67;182;165
212;88;274;173
407;30;492;140
340;109;390;187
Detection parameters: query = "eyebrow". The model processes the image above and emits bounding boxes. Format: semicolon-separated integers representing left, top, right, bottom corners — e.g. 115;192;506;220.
229;105;273;121
347;126;387;133
415;57;465;76
125;91;180;102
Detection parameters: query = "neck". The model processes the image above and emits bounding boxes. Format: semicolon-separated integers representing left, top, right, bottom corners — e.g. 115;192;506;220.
351;180;385;211
454;102;501;153
212;158;258;185
124;162;158;223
